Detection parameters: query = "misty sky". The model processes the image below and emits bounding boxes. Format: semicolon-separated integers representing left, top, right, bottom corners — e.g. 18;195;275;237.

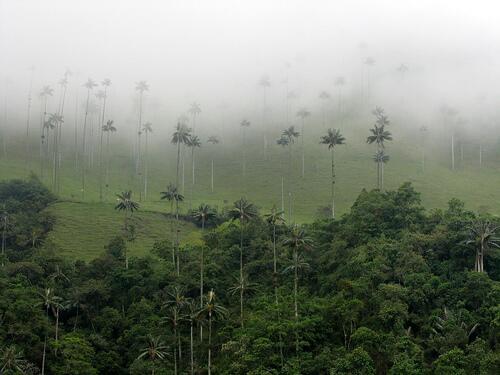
1;0;500;134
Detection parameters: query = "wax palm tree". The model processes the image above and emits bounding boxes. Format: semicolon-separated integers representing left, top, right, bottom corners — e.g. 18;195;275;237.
98;79;111;201
191;204;216;320
187;134;201;187
296;108;311;177
372;150;390;189
54;75;69;193
163;286;188;372
137;335;169;375
135;81;149;174
0;346;27;374
259;75;271;156
240;119;251;176
282;126;300;222
48;113;64;192
142;122;153;200
171;123;191;192
276;136;289;214
207;136;219;192
229;198;257;326
197;290;228;375
440;105;459;170
419;126;428;172
320;128;346;218
39;85;54;177
38;288;62;375
115;190;139;269
81;78;98;199
318;90;331;128
283;225;313;353
186;300;200;375
102;120;117;200
188;102;201;134
466;219;500;273
161;184;184;268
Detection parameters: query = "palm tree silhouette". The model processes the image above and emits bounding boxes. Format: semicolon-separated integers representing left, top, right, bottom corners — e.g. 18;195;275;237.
161;184;184;275
135;81;149;174
115;190;139;269
282;126;300;222
171;122;191;193
38;85;54;179
81;78;98;199
276;136;289;214
283;225;313;353
38;287;62;375
163;286;189;373
296;108;311;177
0;346;27;374
98;79;111;202
197;290;228;375
367;108;392;189
320;128;346;218
186;135;201;209
372;150;390;189
102;120;117;200
466;219;500;273
137;335;169;375
192;203;215;340
207;136;219;192
229;198;257;326
142;122;153;200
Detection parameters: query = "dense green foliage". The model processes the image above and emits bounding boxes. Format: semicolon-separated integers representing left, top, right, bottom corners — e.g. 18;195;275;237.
0;178;499;374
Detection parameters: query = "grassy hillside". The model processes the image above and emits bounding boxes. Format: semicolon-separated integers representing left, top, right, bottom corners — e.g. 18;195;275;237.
45;201;201;261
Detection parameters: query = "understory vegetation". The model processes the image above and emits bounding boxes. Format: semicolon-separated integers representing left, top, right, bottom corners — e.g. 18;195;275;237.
0;177;498;374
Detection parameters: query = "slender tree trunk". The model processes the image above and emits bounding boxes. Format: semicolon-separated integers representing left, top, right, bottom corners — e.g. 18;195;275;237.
41;306;49;375
105;132;110;200
451;134;455;170
294;248;299;353
381;162;385;190
74;90;79;173
1;213;6;267
81;89;91;199
136;92;143;174
301;118;305;178
211;159;214;192
281;176;285;216
479;144;482;168
144;132;148;200
331;149;336;218
200;217;205;341
99;90;107;202
190;320;194;375
208;312;212;375
240;222;244;327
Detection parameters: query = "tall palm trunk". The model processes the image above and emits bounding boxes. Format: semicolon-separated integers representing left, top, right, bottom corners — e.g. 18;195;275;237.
208;311;212;375
451;133;455;170
331;149;336;218
293;248;299;353
190;318;194;375
105;132;111;200
301;119;305;178
1;212;6;267
41;305;49;375
73;90;79;173
99;88;108;202
211;159;214;192
143;131;149;200
81;88;91;199
239;221;244;327
25;69;34;168
136;92;143;174
479;144;483;168
200;217;205;341
287;144;293;223
272;224;285;367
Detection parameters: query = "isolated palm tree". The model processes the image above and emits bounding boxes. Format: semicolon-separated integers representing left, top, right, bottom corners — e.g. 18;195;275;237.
0;346;27;374
419;126;428;172
283;225;313;353
466;219;500;273
259;75;271;156
282;126;300;222
53;75;69;193
229;198;257;326
440;105;459;170
186;135;201;209
207;136;219;192
188;102;201;134
137;335;169;375
48;113;64;192
320;128;346;218
81;78;98;199
135;81;149;174
161;184;184;268
197;290;228;375
142;122;153;200
318;90;331;128
102;120;117;200
98;79;111;201
296;108;311;177
276;136;289;214
38;85;54;179
171;123;191;192
240;119;251;176
115;190;139;269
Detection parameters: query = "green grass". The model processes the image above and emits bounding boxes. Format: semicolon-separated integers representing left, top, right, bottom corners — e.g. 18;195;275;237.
3;122;500;260
45;201;201;261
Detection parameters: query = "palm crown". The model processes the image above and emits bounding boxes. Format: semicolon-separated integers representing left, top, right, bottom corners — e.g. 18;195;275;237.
240;119;251;128
282;126;300;143
142;122;153;134
171;123;191;145
229;198;258;222
189;102;201;116
207;135;219;144
367;125;392;148
115;191;139;213
186;135;201;149
372;150;390;164
160;184;184;203
135;81;149;93
296;108;311;119
102;120;116;132
320;128;345;149
84;78;98;90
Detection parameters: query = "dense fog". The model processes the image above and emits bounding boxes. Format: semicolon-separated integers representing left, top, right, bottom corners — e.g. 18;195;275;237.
1;0;500;143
